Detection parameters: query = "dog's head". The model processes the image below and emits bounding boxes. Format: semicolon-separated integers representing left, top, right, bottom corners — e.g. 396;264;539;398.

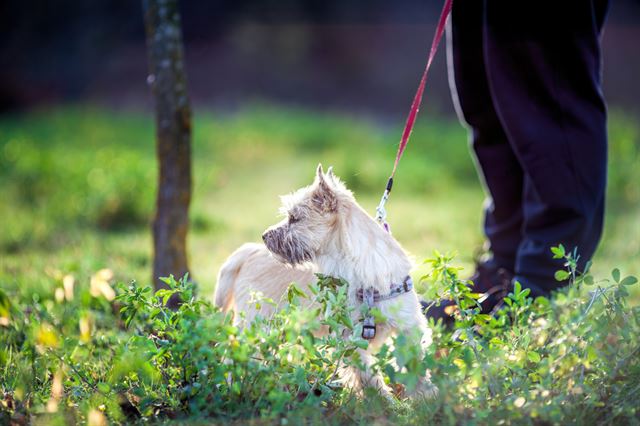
262;164;353;265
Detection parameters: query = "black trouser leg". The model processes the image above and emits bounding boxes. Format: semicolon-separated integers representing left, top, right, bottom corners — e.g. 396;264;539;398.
448;0;524;274
483;0;609;293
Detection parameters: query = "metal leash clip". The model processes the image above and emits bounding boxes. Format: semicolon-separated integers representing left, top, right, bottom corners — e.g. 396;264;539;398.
375;177;393;233
375;189;389;225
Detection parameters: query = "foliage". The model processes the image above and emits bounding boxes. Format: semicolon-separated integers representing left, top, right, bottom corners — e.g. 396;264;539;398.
1;249;639;425
419;248;640;424
0;105;638;423
0;272;371;423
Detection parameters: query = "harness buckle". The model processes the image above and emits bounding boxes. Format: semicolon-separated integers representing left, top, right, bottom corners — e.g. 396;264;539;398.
362;288;377;340
356;277;414;339
362;315;376;340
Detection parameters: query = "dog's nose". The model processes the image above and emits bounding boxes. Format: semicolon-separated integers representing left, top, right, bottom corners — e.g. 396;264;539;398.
262;232;268;242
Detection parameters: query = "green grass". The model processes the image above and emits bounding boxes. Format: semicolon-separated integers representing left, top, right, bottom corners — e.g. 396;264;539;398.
0;104;639;424
0;104;638;300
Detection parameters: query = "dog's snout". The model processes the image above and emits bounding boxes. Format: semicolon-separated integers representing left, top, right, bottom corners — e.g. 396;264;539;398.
262;230;270;243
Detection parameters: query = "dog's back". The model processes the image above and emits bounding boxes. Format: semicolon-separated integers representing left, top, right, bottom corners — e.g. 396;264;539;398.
214;242;315;324
215;243;260;311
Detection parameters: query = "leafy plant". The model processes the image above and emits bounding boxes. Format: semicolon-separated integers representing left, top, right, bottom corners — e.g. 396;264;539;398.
2;248;638;424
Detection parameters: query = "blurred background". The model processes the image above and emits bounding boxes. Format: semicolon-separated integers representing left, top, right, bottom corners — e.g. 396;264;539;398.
1;0;639;298
3;0;640;115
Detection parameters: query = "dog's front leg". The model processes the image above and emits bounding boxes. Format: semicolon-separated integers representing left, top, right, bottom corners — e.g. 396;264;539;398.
339;347;394;401
392;295;439;400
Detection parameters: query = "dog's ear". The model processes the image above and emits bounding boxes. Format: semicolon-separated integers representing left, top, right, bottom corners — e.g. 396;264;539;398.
316;164;325;182
312;185;338;213
316;164;338;184
326;166;335;180
312;165;337;212
314;163;332;190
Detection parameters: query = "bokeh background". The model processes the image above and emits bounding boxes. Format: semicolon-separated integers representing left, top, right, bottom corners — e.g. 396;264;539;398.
3;1;640;115
1;0;639;299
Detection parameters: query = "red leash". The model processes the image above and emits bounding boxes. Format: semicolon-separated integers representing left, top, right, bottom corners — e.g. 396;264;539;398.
376;0;453;227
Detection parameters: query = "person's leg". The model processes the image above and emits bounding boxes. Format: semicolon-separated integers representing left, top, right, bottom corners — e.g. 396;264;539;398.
484;0;609;294
448;0;524;274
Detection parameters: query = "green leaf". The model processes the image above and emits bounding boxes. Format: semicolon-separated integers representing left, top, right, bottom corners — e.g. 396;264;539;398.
476;314;492;322
287;283;308;304
528;372;541;383
584;260;593;274
612;268;621;283
490;337;506;346
583;275;595;286
551;245;565;259
513;281;522;295
554;270;570;282
617;286;629;298
353;339;369;349
586;346;598;363
150;307;161;319
527;351;541;363
620;276;638;286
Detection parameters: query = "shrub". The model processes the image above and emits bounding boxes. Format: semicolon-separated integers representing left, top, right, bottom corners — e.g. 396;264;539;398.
0;250;638;425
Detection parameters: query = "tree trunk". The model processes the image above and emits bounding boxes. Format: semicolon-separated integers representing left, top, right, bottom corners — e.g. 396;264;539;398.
142;0;192;305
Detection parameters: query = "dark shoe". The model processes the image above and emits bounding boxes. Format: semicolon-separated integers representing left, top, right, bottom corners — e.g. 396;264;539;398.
469;263;513;315
421;299;456;327
423;262;514;325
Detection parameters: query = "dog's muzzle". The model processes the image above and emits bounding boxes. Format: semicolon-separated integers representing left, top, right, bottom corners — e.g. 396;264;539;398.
262;229;279;255
262;227;312;265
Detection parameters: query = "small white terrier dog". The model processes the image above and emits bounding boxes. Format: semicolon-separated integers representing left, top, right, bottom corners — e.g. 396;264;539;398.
215;165;436;399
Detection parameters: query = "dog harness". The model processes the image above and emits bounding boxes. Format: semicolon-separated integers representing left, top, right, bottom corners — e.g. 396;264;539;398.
356;275;414;340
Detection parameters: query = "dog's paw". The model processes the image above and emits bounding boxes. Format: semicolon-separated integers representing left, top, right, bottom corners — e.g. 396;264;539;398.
379;386;397;403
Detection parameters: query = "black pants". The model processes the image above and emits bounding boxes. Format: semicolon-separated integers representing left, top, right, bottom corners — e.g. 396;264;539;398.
448;0;609;296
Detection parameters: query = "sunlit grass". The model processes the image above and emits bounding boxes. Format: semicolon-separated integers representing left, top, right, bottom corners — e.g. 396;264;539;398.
0;104;638;303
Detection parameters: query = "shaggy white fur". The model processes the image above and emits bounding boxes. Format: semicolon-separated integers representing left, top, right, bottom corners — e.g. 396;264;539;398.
215;165;437;399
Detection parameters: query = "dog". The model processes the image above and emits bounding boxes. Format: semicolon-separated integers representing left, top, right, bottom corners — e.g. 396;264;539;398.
215;165;437;399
